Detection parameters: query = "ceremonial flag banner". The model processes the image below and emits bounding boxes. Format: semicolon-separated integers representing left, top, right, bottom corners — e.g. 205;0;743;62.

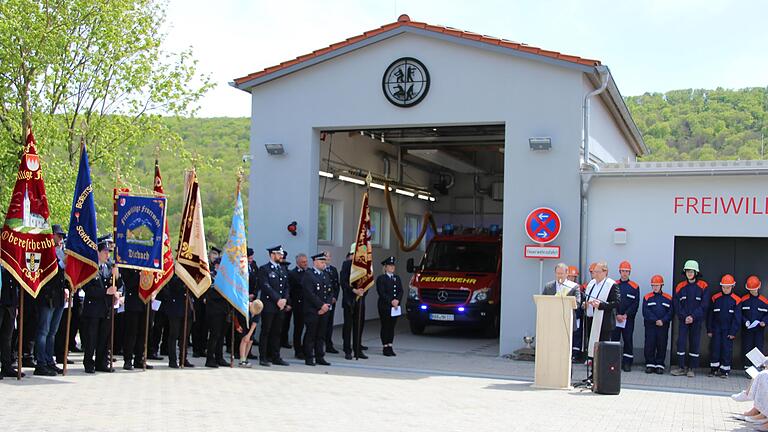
139;160;174;302
64;144;99;290
0;129;58;297
114;194;167;272
215;188;249;322
350;191;374;294
175;170;211;298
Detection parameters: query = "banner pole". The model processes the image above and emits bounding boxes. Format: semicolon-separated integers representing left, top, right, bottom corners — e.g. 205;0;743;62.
18;292;24;380
181;287;189;369
63;292;73;375
143;303;150;371
230;309;235;368
355;293;361;361
109;273;116;370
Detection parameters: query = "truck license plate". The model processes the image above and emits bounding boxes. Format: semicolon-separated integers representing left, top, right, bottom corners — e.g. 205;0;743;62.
429;313;454;321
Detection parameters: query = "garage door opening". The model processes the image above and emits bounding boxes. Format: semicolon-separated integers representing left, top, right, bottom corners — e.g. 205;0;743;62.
317;124;505;353
672;236;768;369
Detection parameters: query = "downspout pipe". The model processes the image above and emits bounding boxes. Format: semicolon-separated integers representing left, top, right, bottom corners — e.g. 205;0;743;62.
579;65;610;278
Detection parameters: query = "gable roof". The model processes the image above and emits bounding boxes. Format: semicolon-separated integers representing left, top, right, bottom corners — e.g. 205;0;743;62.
231;15;646;155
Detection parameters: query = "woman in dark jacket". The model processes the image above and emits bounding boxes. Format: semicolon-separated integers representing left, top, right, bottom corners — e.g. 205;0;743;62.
376;256;403;357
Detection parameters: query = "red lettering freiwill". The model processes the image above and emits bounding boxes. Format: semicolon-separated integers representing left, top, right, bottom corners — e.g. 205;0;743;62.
674;196;768;215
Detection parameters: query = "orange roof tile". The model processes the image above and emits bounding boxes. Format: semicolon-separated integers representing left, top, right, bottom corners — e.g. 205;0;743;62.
233;14;601;87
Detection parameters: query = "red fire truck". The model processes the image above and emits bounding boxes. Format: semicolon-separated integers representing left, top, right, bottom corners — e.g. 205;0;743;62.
405;227;502;336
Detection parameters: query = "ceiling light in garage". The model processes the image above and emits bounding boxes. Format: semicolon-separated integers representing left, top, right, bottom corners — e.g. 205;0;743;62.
319;170;334;178
395;189;415;197
338;175;366;185
417;194;430;200
370;182;387;190
407;149;484;174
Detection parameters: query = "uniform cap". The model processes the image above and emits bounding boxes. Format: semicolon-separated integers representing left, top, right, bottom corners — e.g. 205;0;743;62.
266;245;283;254
210;246;222;254
746;275;762;291
52;224;66;236
311;253;326;261
381;256;396;266
720;274;736;286
247;248;254;257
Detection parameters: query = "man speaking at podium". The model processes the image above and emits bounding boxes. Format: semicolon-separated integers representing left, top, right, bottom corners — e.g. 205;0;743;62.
542;263;582;300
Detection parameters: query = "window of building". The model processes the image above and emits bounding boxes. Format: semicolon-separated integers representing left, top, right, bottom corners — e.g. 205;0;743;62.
404;214;425;250
318;201;333;243
370;207;383;246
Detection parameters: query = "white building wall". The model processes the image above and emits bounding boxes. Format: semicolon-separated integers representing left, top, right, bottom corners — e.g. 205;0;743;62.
582;76;636;163
587;174;768;356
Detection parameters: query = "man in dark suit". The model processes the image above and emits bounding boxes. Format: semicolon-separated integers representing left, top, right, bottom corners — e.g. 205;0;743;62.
120;268;151;370
302;253;332;366
341;245;368;360
205;258;230;368
288;253;308;359
0;268;23;378
257;245;290;367
323;251;341;354
81;241;118;374
158;275;194;368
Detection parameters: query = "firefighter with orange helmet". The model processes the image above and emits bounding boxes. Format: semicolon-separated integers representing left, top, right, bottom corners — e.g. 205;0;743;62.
740;276;767;373
706;274;741;378
642;275;672;374
612;260;640;372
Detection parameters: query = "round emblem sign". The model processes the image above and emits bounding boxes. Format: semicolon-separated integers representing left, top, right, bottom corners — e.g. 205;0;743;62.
382;57;430;107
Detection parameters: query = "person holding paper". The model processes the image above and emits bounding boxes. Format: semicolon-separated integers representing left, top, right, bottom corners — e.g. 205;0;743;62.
611;261;640;373
542;263;583;360
742;276;768;374
376;256;403;357
670;260;709;378
642;275;673;374
706;274;741;378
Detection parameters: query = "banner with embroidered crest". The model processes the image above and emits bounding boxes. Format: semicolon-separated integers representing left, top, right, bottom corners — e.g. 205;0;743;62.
0;129;58;297
138;160;174;303
64;143;99;291
214;187;249;323
175;169;211;298
350;190;374;294
114;194;167;273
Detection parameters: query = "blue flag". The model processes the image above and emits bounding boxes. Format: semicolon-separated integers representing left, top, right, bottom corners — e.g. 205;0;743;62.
214;190;249;322
114;194;167;272
64;145;99;290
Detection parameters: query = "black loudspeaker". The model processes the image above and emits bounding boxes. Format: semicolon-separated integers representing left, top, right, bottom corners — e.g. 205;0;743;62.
593;341;621;395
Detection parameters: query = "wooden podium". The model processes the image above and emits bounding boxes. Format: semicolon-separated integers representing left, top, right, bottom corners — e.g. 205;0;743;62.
532;294;576;389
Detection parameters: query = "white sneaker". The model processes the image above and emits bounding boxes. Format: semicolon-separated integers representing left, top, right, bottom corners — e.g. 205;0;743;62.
730;390;750;402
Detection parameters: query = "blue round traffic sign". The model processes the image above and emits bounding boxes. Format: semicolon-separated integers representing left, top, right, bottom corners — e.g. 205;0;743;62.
524;207;561;244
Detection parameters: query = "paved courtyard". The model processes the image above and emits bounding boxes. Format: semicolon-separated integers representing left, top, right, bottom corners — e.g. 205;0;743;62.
0;320;753;431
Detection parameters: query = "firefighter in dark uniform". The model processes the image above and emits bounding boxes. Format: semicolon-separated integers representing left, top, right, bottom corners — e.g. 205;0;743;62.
376;256;403;357
81;241;118;374
205;258;230;368
278;250;293;350
341;245;368;360
0;268;23;378
611;260;640;372
707;274;741;378
323;250;341;354
288;253;309;359
741;276;767;374
671;260;709;377
158;275;194;368
120;268;151;370
302;253;333;366
642;275;673;374
257;245;290;367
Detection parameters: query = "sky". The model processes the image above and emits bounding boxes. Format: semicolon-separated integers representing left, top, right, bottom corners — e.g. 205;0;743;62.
162;0;768;117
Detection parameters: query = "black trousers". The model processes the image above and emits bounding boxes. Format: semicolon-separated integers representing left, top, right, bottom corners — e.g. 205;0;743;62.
150;310;167;356
81;316;109;369
292;301;305;355
0;306;16;371
259;311;284;361
378;303;398;345
21;297;37;358
191;301;208;355
303;314;328;361
280;308;292;346
206;312;226;363
342;300;366;354
325;305;337;347
167;316;190;365
123;311;147;365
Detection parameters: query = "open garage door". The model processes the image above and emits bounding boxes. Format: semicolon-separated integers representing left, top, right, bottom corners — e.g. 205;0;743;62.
314;124;505;354
673;236;768;369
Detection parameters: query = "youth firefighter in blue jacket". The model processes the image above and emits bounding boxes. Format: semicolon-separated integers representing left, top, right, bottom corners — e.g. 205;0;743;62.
611;260;640;372
741;275;767;373
642;275;673;374
706;274;741;378
671;260;709;378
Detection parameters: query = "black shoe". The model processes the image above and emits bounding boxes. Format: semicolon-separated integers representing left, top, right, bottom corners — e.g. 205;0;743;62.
305;359;316;366
281;343;293;349
621;364;631;373
168;362;179;369
123;362;134;371
147;354;163;361
326;346;339;354
48;364;63;375
317;358;331;366
183;360;195;368
96;366;115;373
383;347;394;357
345;352;353;360
272;358;289;366
708;367;718;377
205;361;219;368
217;359;230;367
356;352;369;359
645;367;654;374
22;357;36;368
294;352;305;360
84;366;95;374
34;367;57;376
361;345;369;350
655;368;664;375
259;360;271;367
